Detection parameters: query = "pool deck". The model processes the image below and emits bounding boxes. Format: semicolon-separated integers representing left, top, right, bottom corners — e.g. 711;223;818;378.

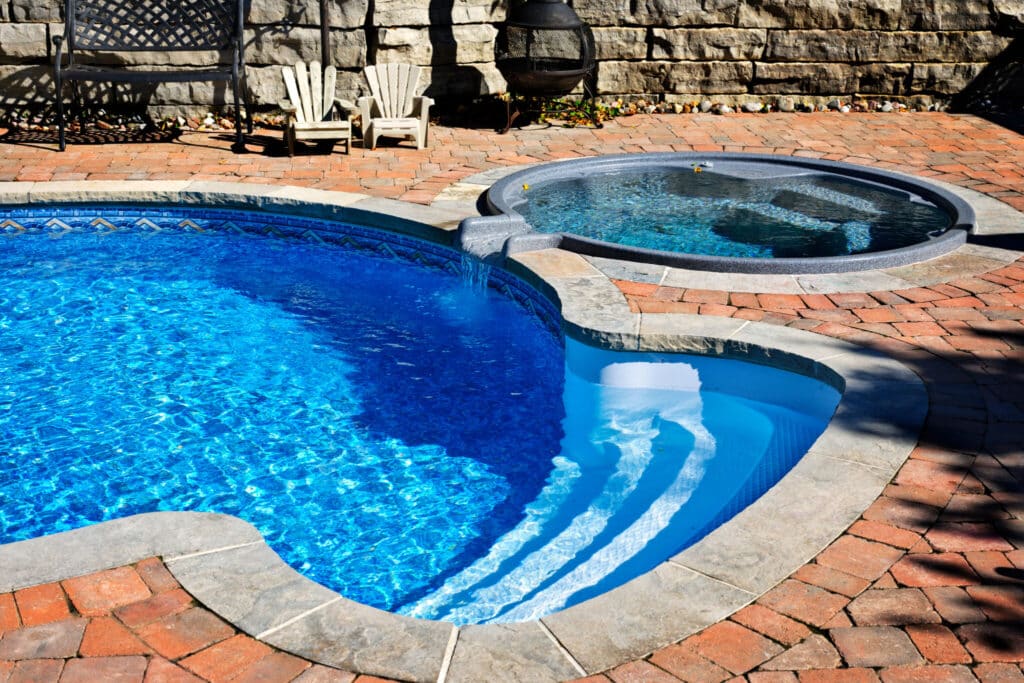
0;113;1022;682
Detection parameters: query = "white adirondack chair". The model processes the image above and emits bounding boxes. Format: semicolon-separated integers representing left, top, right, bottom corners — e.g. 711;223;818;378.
358;64;434;150
280;61;353;155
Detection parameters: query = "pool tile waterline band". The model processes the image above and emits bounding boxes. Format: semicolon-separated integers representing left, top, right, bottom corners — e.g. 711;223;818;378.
0;181;930;682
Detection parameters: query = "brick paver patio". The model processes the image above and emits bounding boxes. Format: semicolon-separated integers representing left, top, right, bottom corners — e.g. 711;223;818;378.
0;112;1021;682
3;113;1024;212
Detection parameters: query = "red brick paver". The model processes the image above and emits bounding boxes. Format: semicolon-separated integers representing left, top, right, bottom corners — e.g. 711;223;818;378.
135;608;235;660
0;113;1022;681
179;634;274;682
13;583;71;627
63;567;153;617
0;561;362;682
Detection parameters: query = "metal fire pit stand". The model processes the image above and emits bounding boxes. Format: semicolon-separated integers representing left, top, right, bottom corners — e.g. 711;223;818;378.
494;0;597;133
501;86;602;133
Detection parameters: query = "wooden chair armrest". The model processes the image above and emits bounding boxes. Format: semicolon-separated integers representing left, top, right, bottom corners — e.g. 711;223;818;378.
331;99;355;121
411;96;434;117
357;95;380;120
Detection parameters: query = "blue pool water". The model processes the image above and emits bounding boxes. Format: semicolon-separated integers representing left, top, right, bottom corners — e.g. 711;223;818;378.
516;168;952;258
0;206;840;624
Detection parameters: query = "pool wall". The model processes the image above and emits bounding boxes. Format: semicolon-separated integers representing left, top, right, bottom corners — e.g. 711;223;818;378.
0;182;928;683
0;179;466;247
459;152;976;275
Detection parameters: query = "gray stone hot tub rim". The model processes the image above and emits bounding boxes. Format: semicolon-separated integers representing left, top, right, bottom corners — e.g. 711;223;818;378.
460;152;976;275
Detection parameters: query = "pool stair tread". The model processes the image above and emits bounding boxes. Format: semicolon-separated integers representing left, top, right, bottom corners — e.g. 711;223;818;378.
410;397;827;626
419;415;711;623
481;397;823;626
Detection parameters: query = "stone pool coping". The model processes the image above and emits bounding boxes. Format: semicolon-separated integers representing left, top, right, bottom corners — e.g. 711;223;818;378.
0;181;930;682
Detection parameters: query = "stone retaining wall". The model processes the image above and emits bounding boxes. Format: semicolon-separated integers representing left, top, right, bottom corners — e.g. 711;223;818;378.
0;0;1021;117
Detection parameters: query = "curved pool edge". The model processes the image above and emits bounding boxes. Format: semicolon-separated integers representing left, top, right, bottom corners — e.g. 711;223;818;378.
0;179;467;246
0;182;929;683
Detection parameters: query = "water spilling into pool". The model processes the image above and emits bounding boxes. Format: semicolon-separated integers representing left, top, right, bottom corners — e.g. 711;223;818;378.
0;206;839;623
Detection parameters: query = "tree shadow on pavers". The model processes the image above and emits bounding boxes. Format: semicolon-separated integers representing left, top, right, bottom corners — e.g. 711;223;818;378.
997;566;1024;581
838;365;1024;658
834;349;1024;656
967;233;1024;253
964;326;1024;416
971;111;1024;137
950;30;1024;135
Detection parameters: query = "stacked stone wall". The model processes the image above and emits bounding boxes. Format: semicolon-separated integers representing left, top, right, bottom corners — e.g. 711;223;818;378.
0;0;1021;117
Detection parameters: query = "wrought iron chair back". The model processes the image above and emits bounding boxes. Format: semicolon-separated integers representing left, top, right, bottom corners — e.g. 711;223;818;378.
68;0;240;52
53;0;249;151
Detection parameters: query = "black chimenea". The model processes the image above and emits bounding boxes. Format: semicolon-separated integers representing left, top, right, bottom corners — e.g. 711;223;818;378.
494;0;597;129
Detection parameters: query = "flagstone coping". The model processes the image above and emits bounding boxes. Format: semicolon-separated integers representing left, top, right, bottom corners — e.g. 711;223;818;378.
0;181;929;681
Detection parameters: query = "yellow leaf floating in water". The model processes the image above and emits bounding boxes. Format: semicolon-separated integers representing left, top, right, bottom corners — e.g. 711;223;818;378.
522;183;530;191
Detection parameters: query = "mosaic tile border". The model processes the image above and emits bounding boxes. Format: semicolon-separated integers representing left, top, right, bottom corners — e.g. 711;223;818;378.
0;203;564;343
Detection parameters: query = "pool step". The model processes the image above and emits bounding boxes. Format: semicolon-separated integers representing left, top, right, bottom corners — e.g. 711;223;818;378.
401;396;825;624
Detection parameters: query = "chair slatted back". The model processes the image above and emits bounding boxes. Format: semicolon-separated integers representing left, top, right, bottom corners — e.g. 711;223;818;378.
364;64;422;118
322;67;337;120
282;61;338;124
68;0;240;51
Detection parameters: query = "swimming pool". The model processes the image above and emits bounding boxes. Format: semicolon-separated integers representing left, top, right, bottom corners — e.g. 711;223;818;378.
0;204;839;624
459;153;975;274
